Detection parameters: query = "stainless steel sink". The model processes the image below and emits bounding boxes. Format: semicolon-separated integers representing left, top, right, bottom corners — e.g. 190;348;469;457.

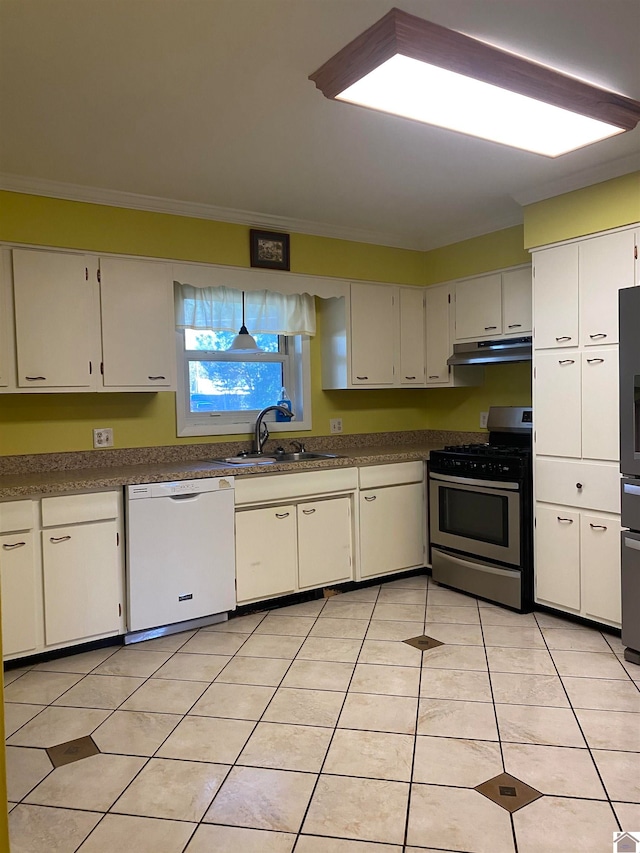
272;451;339;462
206;451;340;466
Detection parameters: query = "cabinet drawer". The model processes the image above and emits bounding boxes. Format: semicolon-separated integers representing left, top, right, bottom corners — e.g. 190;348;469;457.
235;468;358;505
41;490;120;527
0;500;35;533
535;459;619;513
358;462;424;489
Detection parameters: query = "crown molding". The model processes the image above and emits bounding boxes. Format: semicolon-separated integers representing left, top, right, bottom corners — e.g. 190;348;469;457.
0;172;422;251
511;151;640;207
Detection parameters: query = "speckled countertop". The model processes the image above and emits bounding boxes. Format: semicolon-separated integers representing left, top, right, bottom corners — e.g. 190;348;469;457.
0;430;486;499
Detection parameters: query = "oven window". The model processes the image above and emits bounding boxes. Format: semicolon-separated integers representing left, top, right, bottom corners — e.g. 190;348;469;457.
439;486;508;547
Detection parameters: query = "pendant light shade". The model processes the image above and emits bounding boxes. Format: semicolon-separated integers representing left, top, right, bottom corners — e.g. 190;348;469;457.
227;292;262;353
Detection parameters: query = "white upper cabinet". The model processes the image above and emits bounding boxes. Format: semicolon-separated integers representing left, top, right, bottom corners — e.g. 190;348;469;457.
350;282;395;385
535;351;581;458
398;287;426;385
100;258;174;389
454;273;502;341
502;267;532;336
13;249;97;388
5;249;176;393
579;229;638;347
424;284;451;385
533;243;579;350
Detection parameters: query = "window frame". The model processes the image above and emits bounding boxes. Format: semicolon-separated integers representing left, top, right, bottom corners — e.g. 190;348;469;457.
175;329;311;437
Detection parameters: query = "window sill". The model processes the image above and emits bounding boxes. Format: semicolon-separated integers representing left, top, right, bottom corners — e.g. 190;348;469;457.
177;415;311;438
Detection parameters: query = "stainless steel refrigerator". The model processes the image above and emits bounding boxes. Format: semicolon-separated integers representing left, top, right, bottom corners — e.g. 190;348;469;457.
619;285;640;666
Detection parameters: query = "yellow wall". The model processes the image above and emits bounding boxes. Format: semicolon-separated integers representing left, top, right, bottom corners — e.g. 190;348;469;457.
523;172;640;249
423;225;530;285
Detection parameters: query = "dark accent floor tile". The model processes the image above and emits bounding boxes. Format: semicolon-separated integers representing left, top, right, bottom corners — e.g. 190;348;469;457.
404;635;444;652
475;772;542;813
46;735;100;768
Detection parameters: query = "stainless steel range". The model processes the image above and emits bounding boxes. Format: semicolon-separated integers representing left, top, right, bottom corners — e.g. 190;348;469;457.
429;406;533;612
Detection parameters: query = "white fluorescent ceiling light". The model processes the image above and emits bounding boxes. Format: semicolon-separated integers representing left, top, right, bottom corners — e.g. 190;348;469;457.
309;8;640;157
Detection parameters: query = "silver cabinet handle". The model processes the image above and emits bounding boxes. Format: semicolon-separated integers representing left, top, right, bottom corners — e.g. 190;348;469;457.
356;376;368;380
586;358;604;364
555;336;572;341
49;535;71;543
590;524;607;530
558;359;575;365
484;326;497;330
2;541;26;550
302;508;316;515
148;375;166;380
25;376;46;381
428;375;440;379
589;333;607;339
405;376;416;380
557;517;574;523
275;512;290;519
508;324;522;328
364;495;377;502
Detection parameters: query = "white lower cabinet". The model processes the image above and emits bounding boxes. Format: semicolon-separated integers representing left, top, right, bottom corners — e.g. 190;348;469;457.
358;462;425;580
235;505;297;603
298;498;352;589
1;490;125;662
1;513;39;658
535;502;621;627
42;520;121;646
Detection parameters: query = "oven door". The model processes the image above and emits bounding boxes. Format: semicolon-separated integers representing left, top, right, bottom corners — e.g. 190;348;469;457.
429;472;521;567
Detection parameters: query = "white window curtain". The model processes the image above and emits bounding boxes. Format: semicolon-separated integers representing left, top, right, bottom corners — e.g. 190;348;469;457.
175;284;316;336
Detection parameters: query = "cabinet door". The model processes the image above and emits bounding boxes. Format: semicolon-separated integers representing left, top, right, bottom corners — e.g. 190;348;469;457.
534;505;580;611
360;482;424;579
398;288;425;385
502;268;532;336
425;284;451;385
350;283;395;385
582;350;619;461
235;506;297;603
580;230;637;347
13;249;96;388
100;258;174;388
533;244;579;349
454;274;502;341
0;531;38;657
534;352;581;458
297;497;352;589
42;521;120;646
581;514;621;626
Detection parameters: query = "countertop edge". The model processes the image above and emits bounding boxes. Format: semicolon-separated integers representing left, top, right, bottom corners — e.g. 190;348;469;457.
0;445;443;499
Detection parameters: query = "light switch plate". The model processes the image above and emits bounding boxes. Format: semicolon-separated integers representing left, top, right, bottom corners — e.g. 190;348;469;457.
330;418;343;434
479;411;488;429
93;428;114;448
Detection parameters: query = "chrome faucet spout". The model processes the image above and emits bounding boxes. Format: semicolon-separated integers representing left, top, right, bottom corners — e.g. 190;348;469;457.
253;405;295;455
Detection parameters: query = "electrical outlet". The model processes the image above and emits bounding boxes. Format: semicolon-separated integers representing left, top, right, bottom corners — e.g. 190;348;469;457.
479;411;488;429
330;418;343;434
93;428;114;448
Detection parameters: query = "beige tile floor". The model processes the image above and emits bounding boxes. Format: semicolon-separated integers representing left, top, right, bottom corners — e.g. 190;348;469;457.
4;573;640;853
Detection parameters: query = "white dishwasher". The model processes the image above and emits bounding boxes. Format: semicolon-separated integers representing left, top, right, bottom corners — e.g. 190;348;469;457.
125;477;236;641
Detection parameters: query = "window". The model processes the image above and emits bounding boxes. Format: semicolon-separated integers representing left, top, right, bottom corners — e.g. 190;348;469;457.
175;286;312;437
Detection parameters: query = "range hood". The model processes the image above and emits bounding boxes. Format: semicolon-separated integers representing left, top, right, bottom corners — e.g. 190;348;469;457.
447;337;532;366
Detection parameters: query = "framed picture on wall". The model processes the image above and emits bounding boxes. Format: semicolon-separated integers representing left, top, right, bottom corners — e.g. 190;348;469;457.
250;229;290;271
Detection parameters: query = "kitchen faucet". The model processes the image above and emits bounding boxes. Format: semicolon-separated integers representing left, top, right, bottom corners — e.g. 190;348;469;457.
252;405;295;455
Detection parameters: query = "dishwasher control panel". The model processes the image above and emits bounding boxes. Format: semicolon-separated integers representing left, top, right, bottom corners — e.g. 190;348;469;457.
127;477;234;499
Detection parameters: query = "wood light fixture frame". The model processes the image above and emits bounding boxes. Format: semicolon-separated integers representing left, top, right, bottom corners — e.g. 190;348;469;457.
309;7;640;134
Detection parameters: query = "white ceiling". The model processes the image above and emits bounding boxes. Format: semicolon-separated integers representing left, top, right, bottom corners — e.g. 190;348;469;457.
1;0;639;250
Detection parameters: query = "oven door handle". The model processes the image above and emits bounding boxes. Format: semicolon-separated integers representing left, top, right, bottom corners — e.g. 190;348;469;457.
429;472;520;490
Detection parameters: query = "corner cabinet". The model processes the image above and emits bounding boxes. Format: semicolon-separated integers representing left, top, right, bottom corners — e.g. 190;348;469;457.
1;489;126;662
532;223;640;628
321;282;426;389
1;248;176;393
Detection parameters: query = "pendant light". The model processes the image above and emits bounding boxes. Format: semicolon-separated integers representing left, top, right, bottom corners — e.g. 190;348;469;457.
227;291;262;353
